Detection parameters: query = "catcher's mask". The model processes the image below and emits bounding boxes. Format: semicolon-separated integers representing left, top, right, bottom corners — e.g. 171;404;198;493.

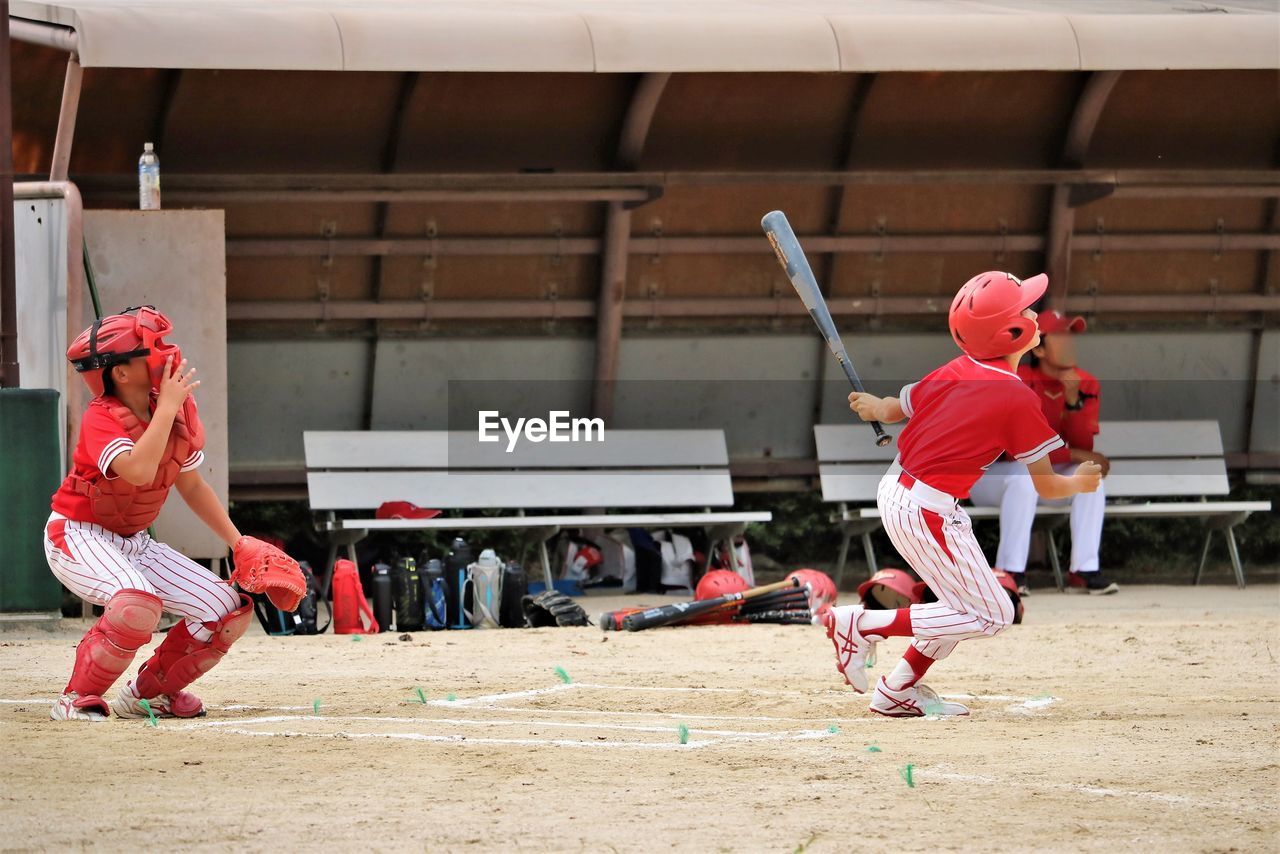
67;305;181;396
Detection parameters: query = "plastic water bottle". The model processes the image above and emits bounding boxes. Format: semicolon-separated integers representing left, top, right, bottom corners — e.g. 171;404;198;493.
138;142;161;210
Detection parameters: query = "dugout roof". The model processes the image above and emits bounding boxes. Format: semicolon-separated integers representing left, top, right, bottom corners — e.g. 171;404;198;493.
12;0;1280;73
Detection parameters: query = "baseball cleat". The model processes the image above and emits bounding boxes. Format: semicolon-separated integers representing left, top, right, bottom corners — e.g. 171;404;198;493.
50;692;110;722
870;677;969;718
110;681;207;719
1066;571;1119;595
822;605;875;693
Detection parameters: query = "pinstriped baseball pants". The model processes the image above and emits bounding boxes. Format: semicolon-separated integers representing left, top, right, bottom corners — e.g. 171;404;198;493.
44;513;241;642
877;473;1015;661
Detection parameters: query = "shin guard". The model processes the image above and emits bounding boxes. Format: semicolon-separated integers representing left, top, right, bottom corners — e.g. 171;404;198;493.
65;589;163;698
132;595;253;699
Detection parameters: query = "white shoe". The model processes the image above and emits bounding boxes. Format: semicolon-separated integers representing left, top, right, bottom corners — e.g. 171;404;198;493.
110;681;206;719
870;677;969;718
50;692;110;722
822;605;875;693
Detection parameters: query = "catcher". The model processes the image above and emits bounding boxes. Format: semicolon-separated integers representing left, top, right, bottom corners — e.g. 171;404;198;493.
44;306;304;721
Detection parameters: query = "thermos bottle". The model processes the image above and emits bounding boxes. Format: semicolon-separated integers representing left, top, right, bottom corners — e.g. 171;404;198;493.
422;558;447;629
371;562;392;633
446;537;473;629
392;556;425;632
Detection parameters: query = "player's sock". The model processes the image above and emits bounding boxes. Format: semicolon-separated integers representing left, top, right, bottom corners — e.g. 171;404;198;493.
857;608;912;641
886;646;935;690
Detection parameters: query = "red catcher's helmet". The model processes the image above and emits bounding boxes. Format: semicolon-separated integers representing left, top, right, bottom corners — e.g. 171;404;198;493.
695;569;749;601
67;306;181;397
949;271;1048;360
992;569;1024;624
857;568;922;610
787;569;837;609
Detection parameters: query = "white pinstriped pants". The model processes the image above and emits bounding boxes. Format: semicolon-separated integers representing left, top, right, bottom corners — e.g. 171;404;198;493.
877;466;1015;661
44;513;241;641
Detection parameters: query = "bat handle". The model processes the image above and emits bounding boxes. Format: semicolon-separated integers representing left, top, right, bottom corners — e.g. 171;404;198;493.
840;359;894;447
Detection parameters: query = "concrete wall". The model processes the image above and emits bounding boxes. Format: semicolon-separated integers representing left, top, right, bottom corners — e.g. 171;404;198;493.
13;196;69;461
228;328;1274;472
84;211;228;559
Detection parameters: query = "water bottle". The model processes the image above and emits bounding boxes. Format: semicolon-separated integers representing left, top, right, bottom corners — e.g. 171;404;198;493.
371;562;392;633
138;142;161;210
446;537;473;629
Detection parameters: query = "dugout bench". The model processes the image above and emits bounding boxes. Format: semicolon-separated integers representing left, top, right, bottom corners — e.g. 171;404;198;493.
816;420;1272;590
304;429;770;592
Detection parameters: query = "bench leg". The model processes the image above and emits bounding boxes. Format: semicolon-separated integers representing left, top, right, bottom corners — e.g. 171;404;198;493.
538;537;556;591
1046;528;1065;592
834;532;852;590
861;531;878;577
1224;525;1247;589
1194;531;1213;586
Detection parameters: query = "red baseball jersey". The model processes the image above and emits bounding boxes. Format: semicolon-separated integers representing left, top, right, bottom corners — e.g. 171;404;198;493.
896;356;1065;498
50;396;204;523
1018;363;1100;465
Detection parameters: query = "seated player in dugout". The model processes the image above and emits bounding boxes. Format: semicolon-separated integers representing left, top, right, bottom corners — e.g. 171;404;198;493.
45;306;304;722
968;309;1116;596
833;272;1102;717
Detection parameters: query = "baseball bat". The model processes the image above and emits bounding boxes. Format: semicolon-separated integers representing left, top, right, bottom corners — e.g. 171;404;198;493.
621;578;800;632
760;210;892;447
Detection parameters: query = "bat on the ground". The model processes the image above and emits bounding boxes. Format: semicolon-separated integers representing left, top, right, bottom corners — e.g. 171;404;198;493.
620;577;801;632
761;210;892;447
734;608;814;625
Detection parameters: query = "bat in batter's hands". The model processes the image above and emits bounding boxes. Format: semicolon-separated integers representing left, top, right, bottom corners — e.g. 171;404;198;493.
761;210;891;447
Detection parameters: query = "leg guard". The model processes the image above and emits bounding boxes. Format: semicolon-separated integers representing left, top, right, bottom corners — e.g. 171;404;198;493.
133;594;253;699
65;588;163;700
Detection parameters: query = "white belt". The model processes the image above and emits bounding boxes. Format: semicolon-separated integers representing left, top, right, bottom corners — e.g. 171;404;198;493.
886;459;959;515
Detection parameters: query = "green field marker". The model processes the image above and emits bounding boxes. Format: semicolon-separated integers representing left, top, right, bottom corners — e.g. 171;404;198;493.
827;724;839;734
138;698;158;728
899;763;915;788
554;666;572;684
866;743;882;753
313;698;322;716
678;724;689;745
415;687;427;704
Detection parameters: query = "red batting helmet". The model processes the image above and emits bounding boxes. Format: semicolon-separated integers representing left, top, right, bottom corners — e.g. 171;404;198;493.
857;568;922;610
992;569;1024;624
695;569;750;601
787;569;837;609
948;271;1048;360
67;306;181;397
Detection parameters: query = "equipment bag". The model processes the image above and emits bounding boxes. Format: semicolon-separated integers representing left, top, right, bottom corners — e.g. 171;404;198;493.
332;558;379;634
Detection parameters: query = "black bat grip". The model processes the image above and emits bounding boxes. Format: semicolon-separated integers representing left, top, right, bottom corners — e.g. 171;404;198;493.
840;359;893;447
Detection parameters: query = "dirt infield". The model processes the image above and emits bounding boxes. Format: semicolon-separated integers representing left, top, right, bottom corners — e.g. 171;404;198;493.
1;584;1276;852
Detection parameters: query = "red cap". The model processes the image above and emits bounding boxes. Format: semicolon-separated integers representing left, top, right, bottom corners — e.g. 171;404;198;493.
1037;310;1086;335
375;501;442;520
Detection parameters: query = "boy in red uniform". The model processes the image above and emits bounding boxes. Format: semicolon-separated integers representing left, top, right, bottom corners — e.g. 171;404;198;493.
827;272;1102;717
45;307;253;721
969;310;1115;594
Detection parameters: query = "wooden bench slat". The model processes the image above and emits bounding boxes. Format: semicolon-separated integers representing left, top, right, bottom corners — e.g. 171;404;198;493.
855;501;1271;520
334;511;773;530
1094;420;1224;458
814;424;901;464
307;470;736;510
304;429;729;469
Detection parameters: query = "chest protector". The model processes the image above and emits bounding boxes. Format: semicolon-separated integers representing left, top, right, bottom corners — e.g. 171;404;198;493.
71;397;204;536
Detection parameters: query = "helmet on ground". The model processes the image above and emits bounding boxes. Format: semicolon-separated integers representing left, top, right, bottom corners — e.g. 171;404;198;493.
787;569;837;608
992;569;1024;624
857;568;922;610
949;271;1048;360
67;306;180;397
695;569;749;601
912;580;938;604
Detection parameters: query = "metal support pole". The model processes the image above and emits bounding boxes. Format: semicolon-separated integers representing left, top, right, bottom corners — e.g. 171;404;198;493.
591;73;670;421
0;1;18;387
50;54;83;182
1046;71;1121;308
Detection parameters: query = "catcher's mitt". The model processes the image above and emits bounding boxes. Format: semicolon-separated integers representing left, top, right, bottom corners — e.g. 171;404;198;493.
231;536;306;613
522;591;591;628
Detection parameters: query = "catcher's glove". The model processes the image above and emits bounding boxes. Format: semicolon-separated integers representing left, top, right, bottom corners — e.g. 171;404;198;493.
522;591;591;628
231;536;307;612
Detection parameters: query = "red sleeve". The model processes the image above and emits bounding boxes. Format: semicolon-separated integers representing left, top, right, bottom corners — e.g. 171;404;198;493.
80;403;134;479
1058;372;1100;452
1004;387;1066;465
